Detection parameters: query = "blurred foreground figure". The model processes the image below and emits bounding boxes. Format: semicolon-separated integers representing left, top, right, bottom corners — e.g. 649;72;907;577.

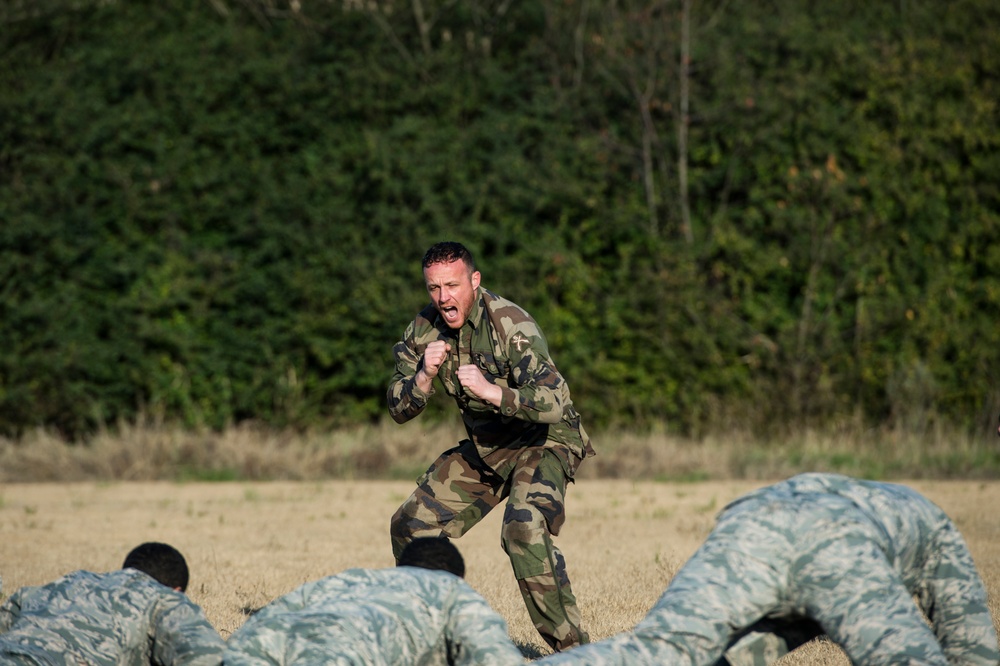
0;542;224;666
223;537;525;666
537;473;1000;666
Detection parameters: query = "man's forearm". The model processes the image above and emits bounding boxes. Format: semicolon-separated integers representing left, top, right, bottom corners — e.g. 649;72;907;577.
414;368;435;395
387;374;431;423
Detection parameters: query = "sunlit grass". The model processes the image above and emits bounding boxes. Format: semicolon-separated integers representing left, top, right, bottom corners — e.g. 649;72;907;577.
1;419;998;483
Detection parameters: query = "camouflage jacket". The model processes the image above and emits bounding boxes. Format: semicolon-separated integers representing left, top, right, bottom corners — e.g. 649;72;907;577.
388;286;595;478
223;567;526;666
0;569;224;666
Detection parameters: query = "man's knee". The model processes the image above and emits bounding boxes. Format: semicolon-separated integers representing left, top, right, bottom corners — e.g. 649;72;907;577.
501;504;553;579
390;498;414;535
390;494;428;560
501;502;547;545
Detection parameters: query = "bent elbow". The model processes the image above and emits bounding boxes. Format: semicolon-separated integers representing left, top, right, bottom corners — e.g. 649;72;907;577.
389;409;411;425
537;410;563;425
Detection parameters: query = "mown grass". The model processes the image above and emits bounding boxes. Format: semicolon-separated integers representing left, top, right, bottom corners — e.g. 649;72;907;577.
2;418;998;483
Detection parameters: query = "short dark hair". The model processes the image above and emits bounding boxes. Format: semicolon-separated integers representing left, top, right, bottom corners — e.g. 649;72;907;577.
397;537;465;578
122;542;190;591
422;242;475;273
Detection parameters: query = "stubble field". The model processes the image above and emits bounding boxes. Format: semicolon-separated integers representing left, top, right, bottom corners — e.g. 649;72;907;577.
2;479;998;663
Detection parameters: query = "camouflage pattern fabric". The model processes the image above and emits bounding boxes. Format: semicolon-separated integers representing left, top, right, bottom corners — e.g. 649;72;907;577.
387;286;594;650
0;568;224;666
391;445;588;651
536;473;1000;666
387;286;594;478
223;566;525;666
718;618;824;666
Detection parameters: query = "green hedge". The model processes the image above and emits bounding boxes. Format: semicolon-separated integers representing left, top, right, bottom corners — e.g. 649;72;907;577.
1;0;998;439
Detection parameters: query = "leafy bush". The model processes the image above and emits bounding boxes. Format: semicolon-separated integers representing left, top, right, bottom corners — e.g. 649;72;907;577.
1;0;998;440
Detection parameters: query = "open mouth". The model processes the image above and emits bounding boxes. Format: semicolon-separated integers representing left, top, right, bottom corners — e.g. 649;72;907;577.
441;305;460;323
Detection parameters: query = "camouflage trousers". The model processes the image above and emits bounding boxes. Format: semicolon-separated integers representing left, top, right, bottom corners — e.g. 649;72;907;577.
390;442;588;652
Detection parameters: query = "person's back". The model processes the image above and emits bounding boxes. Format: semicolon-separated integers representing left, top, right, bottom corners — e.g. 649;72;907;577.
0;543;224;666
729;472;944;553
225;566;524;666
725;472;945;583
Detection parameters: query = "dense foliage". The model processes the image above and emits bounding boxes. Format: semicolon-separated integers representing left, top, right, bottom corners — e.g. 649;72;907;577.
2;0;998;440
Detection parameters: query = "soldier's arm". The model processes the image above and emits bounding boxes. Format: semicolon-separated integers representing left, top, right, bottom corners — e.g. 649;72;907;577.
387;323;435;424
923;524;1000;665
253;580;320;618
150;594;225;666
495;322;566;425
445;581;525;666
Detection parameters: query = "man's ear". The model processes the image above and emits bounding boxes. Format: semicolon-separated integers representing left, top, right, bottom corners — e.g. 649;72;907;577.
471;271;481;290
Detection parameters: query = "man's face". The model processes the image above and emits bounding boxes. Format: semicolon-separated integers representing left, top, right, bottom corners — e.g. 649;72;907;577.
424;259;481;329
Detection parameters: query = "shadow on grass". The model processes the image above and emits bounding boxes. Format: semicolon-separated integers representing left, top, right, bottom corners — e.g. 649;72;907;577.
516;641;550;660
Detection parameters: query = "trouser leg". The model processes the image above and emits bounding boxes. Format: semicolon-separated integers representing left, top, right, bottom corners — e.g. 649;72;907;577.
501;448;588;652
390;442;503;561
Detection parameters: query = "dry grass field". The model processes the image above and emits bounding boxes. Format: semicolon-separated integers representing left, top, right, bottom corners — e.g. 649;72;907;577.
2;478;998;663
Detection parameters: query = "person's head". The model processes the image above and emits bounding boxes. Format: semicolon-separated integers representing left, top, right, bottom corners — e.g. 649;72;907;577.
397;537;465;578
422;241;480;330
122;542;190;592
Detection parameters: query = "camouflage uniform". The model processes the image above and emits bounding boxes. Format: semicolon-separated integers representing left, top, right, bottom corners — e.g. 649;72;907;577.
536;473;1000;666
388;286;595;651
0;568;224;666
223;566;525;666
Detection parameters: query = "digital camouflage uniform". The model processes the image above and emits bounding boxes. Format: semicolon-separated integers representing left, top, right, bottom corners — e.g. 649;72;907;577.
223;566;526;666
536;473;1000;666
388;286;595;651
0;568;224;666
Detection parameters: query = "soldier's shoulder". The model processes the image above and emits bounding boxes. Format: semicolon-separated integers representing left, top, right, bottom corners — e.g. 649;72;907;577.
41;569;104;593
482;289;537;329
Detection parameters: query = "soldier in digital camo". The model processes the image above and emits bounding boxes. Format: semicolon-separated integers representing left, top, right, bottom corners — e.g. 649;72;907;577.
223;537;525;665
536;473;1000;666
387;241;595;652
0;541;224;666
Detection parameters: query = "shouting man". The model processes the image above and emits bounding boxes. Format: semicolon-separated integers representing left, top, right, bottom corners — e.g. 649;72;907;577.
388;241;595;652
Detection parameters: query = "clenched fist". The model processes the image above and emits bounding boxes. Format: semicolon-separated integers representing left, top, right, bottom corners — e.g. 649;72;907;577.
421;340;452;380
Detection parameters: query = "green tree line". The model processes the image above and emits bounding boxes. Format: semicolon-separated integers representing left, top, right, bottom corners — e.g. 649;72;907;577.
1;0;998;440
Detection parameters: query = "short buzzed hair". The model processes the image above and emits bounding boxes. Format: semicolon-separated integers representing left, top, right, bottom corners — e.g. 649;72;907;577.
397;537;465;578
422;242;475;273
122;542;190;591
